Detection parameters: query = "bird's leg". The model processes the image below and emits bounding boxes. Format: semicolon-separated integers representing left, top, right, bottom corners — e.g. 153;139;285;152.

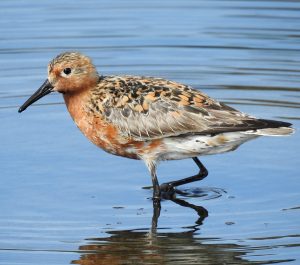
145;160;161;202
151;170;161;203
160;157;208;193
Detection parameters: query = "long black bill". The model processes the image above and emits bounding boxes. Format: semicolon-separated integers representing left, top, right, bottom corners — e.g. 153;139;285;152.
18;79;54;113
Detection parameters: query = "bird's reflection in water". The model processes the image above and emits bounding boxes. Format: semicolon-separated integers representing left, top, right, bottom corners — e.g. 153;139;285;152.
150;191;209;234
71;189;261;265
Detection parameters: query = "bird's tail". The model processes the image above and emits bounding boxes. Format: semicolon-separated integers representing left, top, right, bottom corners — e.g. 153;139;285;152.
242;119;295;136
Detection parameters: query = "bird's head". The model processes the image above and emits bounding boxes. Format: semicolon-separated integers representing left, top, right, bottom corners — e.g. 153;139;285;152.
18;51;99;113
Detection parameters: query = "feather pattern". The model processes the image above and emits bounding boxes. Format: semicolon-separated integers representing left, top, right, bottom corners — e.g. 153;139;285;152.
86;75;292;141
18;51;295;198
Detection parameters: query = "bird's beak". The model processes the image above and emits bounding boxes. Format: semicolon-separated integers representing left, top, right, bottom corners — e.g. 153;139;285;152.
18;79;54;113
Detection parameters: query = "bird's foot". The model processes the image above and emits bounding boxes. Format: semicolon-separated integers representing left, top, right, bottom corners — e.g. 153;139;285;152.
160;182;176;199
152;185;161;204
152;196;161;206
160;182;175;193
151;183;177;201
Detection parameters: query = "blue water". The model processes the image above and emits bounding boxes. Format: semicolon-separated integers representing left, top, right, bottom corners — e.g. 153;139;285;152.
0;1;299;264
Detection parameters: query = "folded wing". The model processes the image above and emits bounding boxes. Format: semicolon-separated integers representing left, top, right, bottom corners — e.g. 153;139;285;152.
90;76;292;141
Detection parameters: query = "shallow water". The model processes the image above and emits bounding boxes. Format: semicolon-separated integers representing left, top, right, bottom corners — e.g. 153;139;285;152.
0;0;299;264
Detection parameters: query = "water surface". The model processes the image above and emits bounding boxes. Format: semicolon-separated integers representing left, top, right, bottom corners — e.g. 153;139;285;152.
0;1;299;264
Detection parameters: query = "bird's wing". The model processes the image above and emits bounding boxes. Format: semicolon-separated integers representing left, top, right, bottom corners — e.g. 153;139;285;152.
89;76;273;141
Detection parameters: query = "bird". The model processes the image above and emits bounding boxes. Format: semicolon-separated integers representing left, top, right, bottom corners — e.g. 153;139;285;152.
18;51;294;201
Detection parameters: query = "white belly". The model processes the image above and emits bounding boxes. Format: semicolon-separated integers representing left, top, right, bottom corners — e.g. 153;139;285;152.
158;132;259;161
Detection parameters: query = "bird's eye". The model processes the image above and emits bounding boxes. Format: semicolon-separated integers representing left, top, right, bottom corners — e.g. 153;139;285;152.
63;68;72;75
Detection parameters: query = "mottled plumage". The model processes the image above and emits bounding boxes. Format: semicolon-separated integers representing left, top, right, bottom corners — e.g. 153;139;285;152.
19;52;294;200
87;75;290;141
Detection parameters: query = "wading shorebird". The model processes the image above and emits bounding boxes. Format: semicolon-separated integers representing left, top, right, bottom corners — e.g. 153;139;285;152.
19;52;294;201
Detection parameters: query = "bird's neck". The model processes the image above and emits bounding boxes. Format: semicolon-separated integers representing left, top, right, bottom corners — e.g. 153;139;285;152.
63;89;91;122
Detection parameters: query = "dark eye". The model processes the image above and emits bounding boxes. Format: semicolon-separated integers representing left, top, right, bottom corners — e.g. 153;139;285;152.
63;68;72;75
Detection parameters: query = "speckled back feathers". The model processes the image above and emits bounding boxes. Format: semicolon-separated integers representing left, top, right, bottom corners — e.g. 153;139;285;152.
84;75;291;141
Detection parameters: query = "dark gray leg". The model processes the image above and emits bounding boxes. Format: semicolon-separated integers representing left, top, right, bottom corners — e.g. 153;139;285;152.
160;157;208;192
146;160;161;202
151;170;161;201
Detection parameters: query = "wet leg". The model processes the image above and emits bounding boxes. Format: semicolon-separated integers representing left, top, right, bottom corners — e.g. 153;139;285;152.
151;170;161;203
160;157;208;193
144;159;162;202
146;160;161;203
